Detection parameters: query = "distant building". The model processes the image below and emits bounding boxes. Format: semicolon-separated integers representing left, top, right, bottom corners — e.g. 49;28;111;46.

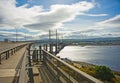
4;39;10;42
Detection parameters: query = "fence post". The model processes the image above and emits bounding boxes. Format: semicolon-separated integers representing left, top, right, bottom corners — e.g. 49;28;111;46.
50;44;53;54
11;49;13;55
46;44;48;51
39;45;42;61
55;43;58;55
49;43;52;53
8;50;9;58
0;54;1;64
6;51;8;59
36;50;38;62
43;50;47;65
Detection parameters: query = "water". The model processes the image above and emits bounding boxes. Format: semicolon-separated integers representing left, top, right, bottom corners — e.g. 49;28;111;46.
57;45;120;71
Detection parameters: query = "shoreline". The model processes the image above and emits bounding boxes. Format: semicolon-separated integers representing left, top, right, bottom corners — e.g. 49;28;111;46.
72;61;120;73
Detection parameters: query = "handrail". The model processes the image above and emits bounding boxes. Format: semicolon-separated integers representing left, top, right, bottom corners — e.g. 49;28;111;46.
42;49;103;83
0;43;27;54
0;43;33;64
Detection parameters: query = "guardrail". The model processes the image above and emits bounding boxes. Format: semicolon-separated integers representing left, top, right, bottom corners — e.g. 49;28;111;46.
0;43;27;64
42;49;103;83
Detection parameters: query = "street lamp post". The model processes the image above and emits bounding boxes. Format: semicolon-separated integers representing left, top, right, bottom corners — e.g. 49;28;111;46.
15;27;17;42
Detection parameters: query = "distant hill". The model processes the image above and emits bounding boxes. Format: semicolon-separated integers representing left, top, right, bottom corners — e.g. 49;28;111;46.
64;37;120;42
32;37;120;45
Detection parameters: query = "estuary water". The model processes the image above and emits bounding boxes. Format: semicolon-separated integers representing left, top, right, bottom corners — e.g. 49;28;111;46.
57;45;120;71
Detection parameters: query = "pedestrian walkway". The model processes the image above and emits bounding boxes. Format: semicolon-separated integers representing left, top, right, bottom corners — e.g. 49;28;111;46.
0;46;27;83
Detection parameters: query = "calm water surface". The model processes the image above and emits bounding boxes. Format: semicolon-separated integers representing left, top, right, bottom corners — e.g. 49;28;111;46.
57;45;120;71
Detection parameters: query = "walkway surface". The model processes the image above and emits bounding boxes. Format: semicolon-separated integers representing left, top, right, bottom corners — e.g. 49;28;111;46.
0;42;27;53
0;45;27;83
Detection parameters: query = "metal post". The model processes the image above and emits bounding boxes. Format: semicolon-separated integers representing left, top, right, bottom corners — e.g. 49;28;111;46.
0;54;1;64
49;29;52;53
14;48;15;53
11;49;13;55
6;51;8;59
55;29;58;55
25;32;26;41
58;33;60;51
43;51;45;63
8;50;9;58
39;45;42;61
15;27;18;42
43;44;45;50
50;44;53;53
36;50;38;62
46;44;48;51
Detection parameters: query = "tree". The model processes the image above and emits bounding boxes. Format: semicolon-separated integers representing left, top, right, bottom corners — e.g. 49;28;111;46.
94;66;115;81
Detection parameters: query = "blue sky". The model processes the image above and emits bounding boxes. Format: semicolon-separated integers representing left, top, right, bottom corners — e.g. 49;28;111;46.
0;0;120;41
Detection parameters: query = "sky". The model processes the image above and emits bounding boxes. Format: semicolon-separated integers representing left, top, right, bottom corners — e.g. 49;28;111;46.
0;0;120;41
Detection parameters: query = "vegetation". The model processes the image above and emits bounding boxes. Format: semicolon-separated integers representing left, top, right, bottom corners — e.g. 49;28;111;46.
74;65;120;83
94;66;115;82
55;59;120;83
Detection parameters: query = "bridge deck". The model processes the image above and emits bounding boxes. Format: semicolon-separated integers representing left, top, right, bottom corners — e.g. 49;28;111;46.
0;42;27;53
0;45;27;83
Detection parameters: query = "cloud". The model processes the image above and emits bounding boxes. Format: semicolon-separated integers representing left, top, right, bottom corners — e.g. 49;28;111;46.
97;14;120;28
0;0;95;31
2;0;118;39
0;0;42;29
80;13;108;17
25;1;95;31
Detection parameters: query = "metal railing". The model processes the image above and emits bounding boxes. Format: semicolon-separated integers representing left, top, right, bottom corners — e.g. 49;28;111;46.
42;49;103;83
0;44;27;64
